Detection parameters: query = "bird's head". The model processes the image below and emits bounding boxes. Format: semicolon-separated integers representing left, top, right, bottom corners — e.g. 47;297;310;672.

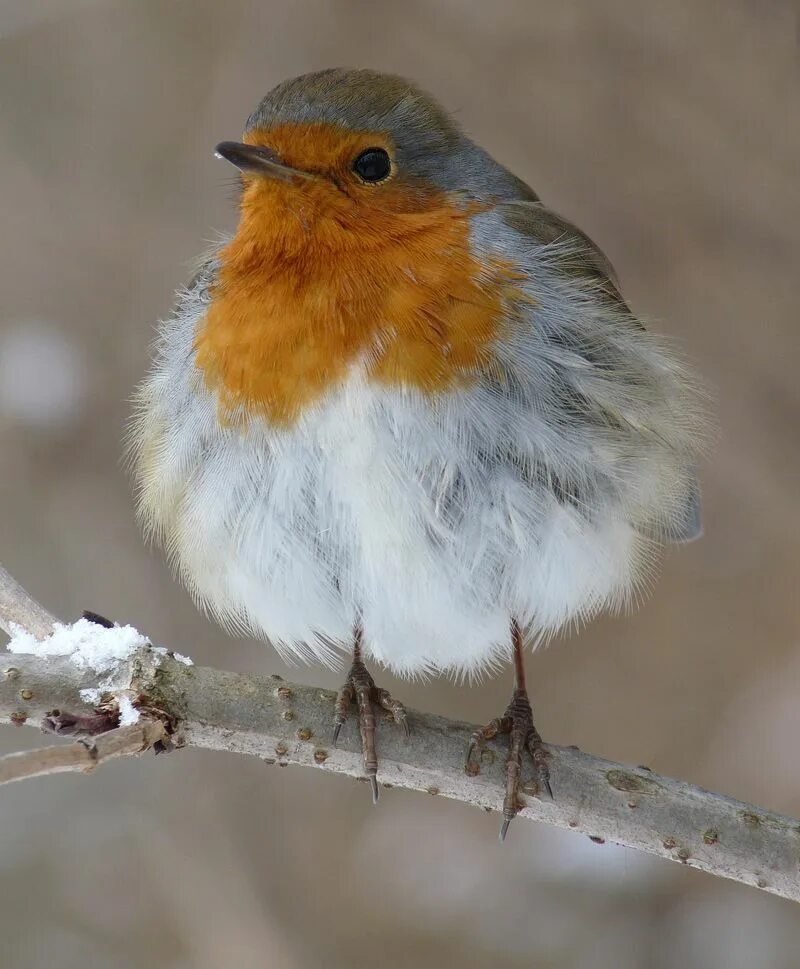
214;68;534;252
197;70;529;425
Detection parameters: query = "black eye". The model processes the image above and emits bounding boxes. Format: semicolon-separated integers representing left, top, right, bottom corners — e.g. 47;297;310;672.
352;148;392;183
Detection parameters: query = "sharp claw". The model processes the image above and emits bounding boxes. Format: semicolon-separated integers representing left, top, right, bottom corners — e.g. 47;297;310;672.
543;777;554;799
333;658;405;805
499;817;512;842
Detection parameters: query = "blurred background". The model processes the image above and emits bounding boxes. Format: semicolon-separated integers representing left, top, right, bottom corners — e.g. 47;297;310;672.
1;2;798;967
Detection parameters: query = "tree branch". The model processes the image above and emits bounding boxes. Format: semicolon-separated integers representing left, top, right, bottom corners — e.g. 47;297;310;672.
1;563;798;902
0;563;57;639
0;722;167;786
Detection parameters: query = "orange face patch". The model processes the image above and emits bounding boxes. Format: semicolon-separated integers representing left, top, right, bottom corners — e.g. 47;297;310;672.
194;123;521;426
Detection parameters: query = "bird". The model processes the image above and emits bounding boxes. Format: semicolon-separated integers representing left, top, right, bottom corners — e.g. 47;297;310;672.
130;68;706;838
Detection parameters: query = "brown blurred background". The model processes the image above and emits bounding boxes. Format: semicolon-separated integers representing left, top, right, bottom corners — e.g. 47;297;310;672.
1;2;798;967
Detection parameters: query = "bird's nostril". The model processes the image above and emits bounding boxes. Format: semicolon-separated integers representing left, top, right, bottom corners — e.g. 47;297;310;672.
250;144;282;165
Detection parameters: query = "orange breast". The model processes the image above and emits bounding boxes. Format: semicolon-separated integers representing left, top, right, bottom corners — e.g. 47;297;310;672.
194;124;520;427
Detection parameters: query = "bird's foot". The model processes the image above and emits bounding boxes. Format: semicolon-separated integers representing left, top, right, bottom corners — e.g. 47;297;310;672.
332;657;409;803
465;687;552;840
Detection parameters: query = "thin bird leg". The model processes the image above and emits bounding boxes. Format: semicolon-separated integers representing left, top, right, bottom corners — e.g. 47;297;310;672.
354;665;378;802
332;623;408;803
466;619;552;841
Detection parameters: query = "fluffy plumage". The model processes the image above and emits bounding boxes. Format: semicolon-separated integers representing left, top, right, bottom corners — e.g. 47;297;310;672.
129;69;706;678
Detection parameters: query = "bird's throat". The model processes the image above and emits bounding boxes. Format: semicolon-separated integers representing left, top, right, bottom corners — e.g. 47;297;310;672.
194;183;520;427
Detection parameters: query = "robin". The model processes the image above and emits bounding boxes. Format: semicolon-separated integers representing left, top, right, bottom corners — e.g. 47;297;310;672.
131;68;706;838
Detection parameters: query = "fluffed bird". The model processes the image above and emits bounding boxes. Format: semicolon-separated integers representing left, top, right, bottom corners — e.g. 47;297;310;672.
130;68;706;837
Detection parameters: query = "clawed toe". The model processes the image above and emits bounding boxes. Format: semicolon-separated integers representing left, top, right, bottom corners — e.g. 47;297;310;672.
465;687;551;840
332;646;408;801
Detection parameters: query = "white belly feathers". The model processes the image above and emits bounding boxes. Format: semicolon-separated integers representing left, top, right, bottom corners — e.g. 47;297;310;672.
134;367;644;678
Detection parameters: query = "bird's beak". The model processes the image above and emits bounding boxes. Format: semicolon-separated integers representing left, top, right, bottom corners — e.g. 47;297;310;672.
214;141;315;183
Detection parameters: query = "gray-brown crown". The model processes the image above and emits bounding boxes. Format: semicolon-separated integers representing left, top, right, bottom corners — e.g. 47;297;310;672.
245;68;537;202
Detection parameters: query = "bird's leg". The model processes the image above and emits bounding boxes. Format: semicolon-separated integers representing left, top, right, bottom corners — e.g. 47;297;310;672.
332;623;409;802
465;619;552;840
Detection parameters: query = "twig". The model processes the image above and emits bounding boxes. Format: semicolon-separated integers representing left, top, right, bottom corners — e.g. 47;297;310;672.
0;563;798;902
0;563;57;639
0;721;167;786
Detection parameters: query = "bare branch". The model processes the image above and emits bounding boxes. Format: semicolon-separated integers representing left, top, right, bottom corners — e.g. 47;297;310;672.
1;562;798;903
0;722;167;786
0;563;57;638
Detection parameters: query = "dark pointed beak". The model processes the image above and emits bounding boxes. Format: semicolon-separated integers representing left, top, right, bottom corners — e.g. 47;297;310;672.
214;141;315;182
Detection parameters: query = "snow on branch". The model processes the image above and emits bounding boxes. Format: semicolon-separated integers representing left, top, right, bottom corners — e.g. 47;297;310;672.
0;562;798;902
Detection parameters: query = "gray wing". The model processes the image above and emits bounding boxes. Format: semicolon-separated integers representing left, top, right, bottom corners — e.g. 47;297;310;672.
499;201;703;544
501;201;630;311
651;470;703;543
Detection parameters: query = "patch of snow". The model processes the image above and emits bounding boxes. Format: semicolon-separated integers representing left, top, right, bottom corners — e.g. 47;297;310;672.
6;619;193;727
79;687;103;705
7;618;148;674
116;695;141;726
7;618;153;721
152;646;194;666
